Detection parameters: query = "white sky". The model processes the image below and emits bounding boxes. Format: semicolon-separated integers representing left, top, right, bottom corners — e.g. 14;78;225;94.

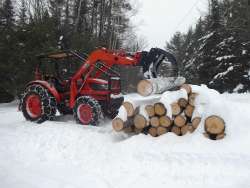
131;0;208;49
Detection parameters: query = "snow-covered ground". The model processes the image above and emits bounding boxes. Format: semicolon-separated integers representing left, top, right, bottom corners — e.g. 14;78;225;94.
1;86;250;188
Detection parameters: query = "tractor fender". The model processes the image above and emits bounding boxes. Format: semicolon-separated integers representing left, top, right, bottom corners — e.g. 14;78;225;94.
26;80;61;103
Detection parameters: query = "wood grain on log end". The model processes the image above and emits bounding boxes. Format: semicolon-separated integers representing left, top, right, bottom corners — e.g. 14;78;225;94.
137;80;153;96
178;98;188;108
159;116;172;128
134;114;147;129
148;127;158;137
150;116;160;128
171;102;181;116
154;103;166;116
174;115;186;128
205;115;225;135
112;118;124;132
145;105;155;117
192;117;201;129
185;105;195;118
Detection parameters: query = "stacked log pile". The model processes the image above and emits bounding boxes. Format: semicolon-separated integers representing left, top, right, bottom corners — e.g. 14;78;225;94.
113;80;226;141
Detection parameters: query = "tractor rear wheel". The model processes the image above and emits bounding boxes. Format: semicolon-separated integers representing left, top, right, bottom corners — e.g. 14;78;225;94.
20;85;57;123
73;96;102;126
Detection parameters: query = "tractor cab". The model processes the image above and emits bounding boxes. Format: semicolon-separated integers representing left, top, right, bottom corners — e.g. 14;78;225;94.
36;51;83;93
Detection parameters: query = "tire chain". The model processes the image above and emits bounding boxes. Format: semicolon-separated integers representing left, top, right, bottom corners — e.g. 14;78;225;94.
73;96;103;126
21;85;57;123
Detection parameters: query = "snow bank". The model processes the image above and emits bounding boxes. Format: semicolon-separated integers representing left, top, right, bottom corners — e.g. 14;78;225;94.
1;87;250;188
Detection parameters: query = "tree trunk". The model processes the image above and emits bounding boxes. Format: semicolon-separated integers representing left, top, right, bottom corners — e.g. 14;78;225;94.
148;127;158;137
112;106;130;132
145;105;155;117
150;116;160;128
154;103;166;116
159;116;172;128
137;77;186;97
205;115;225;135
174;113;187;128
134;105;149;129
184;105;195;118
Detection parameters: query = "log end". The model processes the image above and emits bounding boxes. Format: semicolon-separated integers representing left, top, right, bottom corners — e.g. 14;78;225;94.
205;115;225;135
137;80;153;97
112;118;124;132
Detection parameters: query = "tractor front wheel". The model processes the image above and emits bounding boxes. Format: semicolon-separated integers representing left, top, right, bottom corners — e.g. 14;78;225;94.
20;85;57;123
73;96;102;126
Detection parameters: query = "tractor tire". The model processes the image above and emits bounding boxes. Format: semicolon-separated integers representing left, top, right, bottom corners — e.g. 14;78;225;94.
20;84;57;123
73;96;102;126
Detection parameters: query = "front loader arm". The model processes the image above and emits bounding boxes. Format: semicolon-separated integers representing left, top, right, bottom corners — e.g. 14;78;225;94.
69;48;137;108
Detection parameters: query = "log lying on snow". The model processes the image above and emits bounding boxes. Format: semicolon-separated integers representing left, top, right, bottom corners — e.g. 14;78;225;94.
145;105;155;117
204;115;226;140
159;116;172;128
134;105;149;129
174;113;187;128
137;77;186;97
171;102;182;116
205;115;225;135
112;106;133;132
148;127;158;137
150;116;160;128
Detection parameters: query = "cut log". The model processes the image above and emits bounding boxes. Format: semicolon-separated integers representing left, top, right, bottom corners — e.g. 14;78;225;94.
137;77;186;96
134;105;149;129
171;126;181;136
134;114;147;129
178;98;188;108
112;106;129;132
174;113;186;128
157;127;168;136
171;102;182;116
205;115;225;135
188;93;198;106
154;103;166;116
150;116;160;128
181;84;192;95
181;125;189;135
122;102;137;117
148;127;158;137
145;105;155;117
159;116;172;128
112;117;134;132
184;105;195;118
192;117;201;129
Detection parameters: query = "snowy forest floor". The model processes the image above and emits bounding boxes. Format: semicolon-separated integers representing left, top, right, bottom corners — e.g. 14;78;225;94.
1;92;250;188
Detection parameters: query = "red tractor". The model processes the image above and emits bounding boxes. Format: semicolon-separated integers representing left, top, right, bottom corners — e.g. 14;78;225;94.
20;48;178;125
